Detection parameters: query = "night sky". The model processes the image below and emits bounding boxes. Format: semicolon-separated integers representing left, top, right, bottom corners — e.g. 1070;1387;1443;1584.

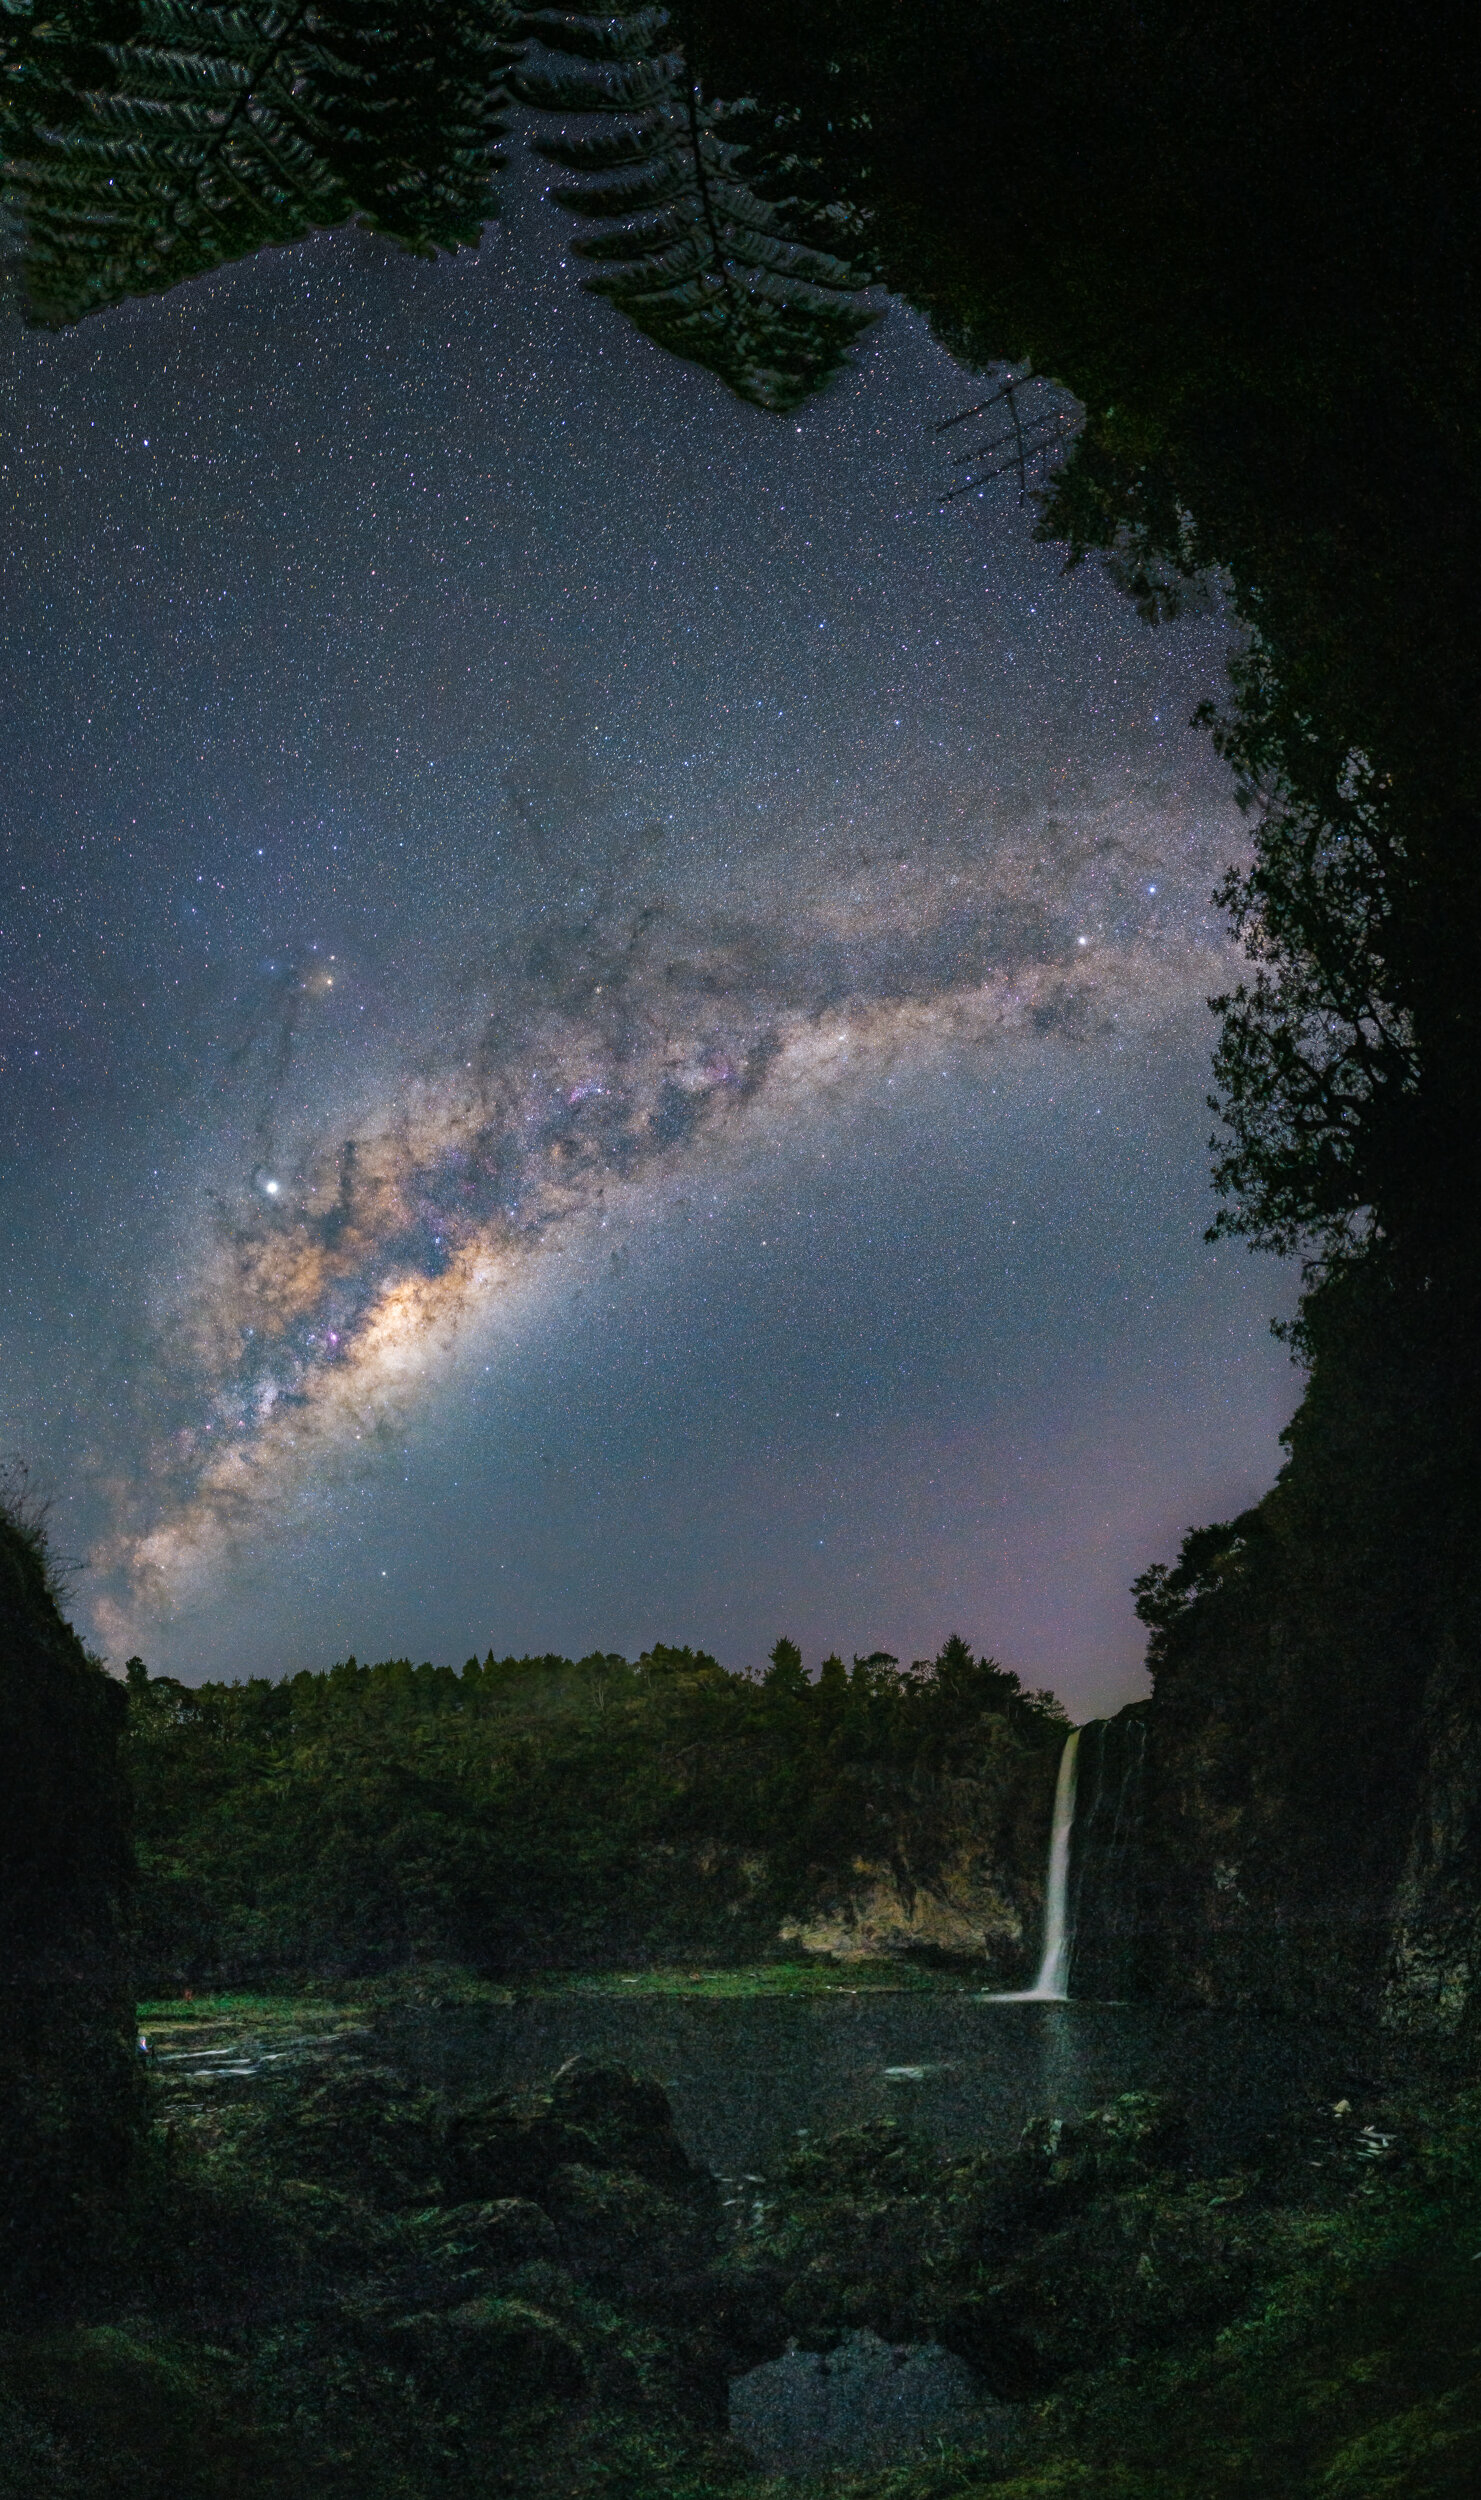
0;166;1298;1717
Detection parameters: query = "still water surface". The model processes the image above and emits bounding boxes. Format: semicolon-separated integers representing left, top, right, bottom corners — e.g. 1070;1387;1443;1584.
387;1995;1355;2176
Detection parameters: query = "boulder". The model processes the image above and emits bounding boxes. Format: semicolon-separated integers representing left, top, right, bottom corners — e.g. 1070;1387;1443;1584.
440;2096;598;2204
728;2328;1017;2471
548;2056;701;2190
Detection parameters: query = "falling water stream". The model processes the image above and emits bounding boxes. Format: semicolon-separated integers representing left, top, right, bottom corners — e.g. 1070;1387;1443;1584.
983;1724;1082;2002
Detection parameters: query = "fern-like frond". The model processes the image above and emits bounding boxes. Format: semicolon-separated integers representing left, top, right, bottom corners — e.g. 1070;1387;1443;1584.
2;0;522;325
515;4;876;415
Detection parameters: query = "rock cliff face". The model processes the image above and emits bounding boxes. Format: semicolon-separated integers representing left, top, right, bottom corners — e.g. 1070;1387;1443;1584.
1127;1610;1481;2046
1066;1706;1148;2001
1380;1631;1481;2046
1131;1528;1432;2026
0;1503;138;2312
1120;1270;1479;2040
778;1755;1060;1982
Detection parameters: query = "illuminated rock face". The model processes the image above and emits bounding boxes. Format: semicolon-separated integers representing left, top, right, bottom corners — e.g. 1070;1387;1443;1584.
776;1748;1060;1984
0;1507;138;2315
778;1846;1028;1972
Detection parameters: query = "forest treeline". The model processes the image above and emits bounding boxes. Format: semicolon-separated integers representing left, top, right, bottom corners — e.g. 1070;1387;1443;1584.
125;1635;1066;1986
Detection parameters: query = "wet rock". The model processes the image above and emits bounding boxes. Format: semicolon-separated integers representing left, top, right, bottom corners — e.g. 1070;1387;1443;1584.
548;2056;702;2191
728;2327;1017;2471
1018;2090;1187;2196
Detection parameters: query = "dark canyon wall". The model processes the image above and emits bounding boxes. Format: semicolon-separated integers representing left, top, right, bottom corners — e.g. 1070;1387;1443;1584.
0;1503;138;2312
1066;1705;1148;2001
1119;1269;1481;2046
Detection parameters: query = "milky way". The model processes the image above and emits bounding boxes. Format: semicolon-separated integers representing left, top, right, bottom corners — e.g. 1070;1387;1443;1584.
0;168;1297;1704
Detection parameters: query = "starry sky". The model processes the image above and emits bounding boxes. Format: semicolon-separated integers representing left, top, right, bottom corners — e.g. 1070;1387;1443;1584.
0;163;1299;1717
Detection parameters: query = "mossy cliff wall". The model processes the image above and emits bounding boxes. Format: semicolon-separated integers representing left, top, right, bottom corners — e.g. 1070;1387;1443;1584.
1128;1270;1481;2043
0;1509;137;2311
126;1642;1067;1989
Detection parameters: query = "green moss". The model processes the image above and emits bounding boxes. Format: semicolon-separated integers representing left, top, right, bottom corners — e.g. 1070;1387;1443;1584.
539;1961;961;1999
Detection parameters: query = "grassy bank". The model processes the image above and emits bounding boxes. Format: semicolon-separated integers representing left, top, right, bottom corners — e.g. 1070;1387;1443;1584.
138;1959;966;2031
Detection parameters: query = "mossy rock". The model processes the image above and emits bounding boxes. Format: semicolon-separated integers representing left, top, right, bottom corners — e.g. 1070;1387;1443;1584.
441;2060;711;2212
421;2196;561;2273
951;2186;1258;2388
0;2329;267;2499
238;2060;444;2206
544;2162;719;2310
382;2295;587;2406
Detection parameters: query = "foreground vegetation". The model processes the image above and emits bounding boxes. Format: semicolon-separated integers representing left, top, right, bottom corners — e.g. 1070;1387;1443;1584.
125;1638;1065;1990
3;2020;1478;2500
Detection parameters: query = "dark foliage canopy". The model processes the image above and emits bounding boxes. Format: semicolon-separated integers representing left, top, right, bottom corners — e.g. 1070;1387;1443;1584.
125;1633;1065;1983
1;0;521;323
7;2;1474;1282
1;1;876;405
517;5;876;412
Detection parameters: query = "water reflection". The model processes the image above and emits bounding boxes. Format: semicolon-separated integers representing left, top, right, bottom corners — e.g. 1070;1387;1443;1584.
389;1995;1351;2177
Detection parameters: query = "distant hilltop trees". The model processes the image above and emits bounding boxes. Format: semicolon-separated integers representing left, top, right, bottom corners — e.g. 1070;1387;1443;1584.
125;1634;1066;1988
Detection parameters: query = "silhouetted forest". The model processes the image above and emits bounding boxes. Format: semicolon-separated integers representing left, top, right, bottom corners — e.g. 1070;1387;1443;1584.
126;1636;1066;1985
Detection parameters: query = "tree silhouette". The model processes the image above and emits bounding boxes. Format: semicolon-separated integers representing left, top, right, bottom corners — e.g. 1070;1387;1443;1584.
517;4;875;412
3;0;520;325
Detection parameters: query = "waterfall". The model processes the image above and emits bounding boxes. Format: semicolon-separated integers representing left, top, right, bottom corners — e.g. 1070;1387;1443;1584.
1029;1725;1081;1998
984;1724;1081;2002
